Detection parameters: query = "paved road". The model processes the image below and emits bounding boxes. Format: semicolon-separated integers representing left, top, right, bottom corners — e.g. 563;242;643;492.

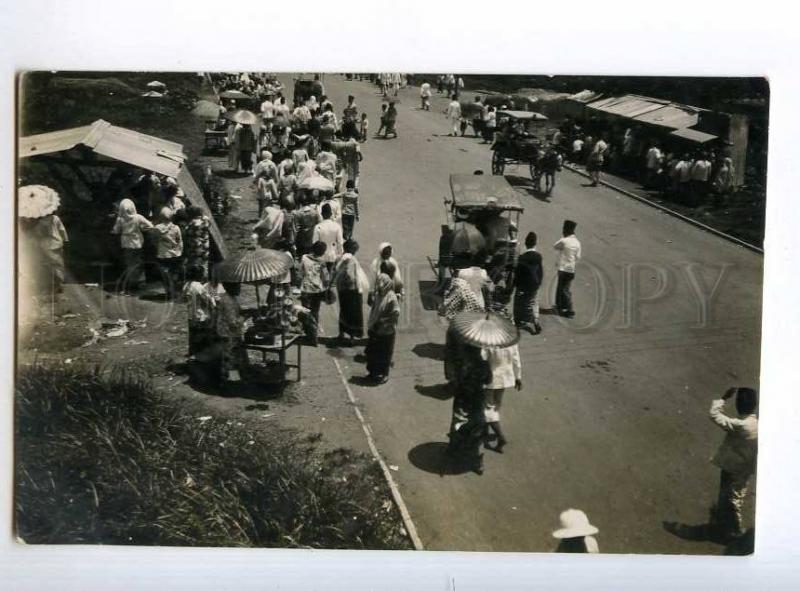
283;75;763;554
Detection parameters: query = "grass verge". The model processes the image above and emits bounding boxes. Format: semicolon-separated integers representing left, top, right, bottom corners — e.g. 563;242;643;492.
15;363;412;549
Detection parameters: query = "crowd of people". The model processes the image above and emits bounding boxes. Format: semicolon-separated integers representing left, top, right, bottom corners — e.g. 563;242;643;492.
177;73;408;386
551;120;737;205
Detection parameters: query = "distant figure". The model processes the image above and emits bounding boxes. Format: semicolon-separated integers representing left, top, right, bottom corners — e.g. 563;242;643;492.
152;207;183;299
298;241;330;345
553;509;600;553
420;81;432;110
553;220;581;318
708;387;758;541
446;95;462;137
312;203;344;273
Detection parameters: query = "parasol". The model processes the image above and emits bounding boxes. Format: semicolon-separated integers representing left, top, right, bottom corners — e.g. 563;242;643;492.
147;80;167;89
297;175;335;192
141;90;164;98
449;310;520;348
224;109;259;125
18;185;61;219
219;89;250;100
214;248;292;284
450;221;486;257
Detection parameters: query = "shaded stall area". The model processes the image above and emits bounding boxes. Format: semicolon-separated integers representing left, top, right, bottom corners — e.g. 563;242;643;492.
17;119;227;288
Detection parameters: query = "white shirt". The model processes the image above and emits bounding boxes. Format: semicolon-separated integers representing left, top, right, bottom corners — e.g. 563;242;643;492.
690;160;712;182
709;399;758;477
312;219;344;263
572;139;584;153
446;101;461;120
481;345;522;390
553;234;581;273
646;147;662;170
260;99;274;117
420;82;431;97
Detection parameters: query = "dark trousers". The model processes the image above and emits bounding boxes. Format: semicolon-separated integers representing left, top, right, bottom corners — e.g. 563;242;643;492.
555;271;575;314
342;214;356;240
513;288;540;327
157;257;183;298
713;469;750;537
301;292;325;340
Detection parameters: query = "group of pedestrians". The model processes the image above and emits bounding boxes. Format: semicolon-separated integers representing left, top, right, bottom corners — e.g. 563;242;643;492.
109;172;211;299
552;121;737;205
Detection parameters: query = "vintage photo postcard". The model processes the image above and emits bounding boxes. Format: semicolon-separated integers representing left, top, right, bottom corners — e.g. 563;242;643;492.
15;71;766;555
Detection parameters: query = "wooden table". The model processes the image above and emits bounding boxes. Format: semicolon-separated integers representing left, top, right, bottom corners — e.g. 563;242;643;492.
244;332;303;382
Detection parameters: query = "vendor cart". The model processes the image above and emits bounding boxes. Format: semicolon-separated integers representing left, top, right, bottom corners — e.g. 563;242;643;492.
428;174;524;306
490;110;548;179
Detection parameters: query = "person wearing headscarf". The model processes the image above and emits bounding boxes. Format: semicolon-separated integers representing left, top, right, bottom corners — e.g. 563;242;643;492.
184;206;211;280
152;206;183;299
295;160;317;186
332;239;369;345
253;199;285;249
365;273;400;384
111;198;153;293
712;157;735;198
315;143;339;185
371;243;403;296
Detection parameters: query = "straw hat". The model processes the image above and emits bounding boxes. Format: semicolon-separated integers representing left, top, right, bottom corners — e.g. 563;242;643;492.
551;509;598;539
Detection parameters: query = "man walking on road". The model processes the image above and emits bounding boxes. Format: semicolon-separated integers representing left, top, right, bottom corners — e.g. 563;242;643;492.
708;387;758;541
513;231;543;334
553;220;581;318
446;95;462;137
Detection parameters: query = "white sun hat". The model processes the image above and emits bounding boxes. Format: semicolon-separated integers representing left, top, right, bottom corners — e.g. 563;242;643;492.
552;509;599;539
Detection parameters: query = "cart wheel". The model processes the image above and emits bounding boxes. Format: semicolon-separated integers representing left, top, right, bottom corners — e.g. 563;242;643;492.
492;151;505;175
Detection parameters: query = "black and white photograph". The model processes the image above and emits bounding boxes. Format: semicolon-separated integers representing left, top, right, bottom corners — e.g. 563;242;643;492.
15;71;766;555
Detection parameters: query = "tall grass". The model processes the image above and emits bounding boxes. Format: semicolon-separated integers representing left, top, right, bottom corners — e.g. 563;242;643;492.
15;364;411;549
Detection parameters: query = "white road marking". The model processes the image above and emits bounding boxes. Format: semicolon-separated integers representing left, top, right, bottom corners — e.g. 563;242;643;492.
330;356;425;550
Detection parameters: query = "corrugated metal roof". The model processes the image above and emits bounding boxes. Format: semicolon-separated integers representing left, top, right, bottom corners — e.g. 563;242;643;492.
635;105;699;129
567;89;602;103
19;119;187;177
669;128;718;143
586;94;705;130
18;124;95;158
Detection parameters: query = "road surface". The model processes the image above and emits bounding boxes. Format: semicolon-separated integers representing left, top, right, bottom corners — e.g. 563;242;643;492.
277;75;763;554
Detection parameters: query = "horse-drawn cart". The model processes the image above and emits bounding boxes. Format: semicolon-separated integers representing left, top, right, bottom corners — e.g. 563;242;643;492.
490;110;548;179
429;174;524;306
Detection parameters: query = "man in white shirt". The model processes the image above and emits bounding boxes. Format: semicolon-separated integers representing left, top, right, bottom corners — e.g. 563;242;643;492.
420;82;432;110
708;387;758;540
312;203;344;272
446;96;462;137
260;97;274;120
571;138;584;164
690;152;712;202
645;143;662;187
553;219;581;318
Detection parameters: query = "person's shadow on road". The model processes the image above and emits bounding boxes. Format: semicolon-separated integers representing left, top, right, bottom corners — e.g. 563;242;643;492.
408;442;472;476
414;383;452;401
412;342;445;361
662;520;755;555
